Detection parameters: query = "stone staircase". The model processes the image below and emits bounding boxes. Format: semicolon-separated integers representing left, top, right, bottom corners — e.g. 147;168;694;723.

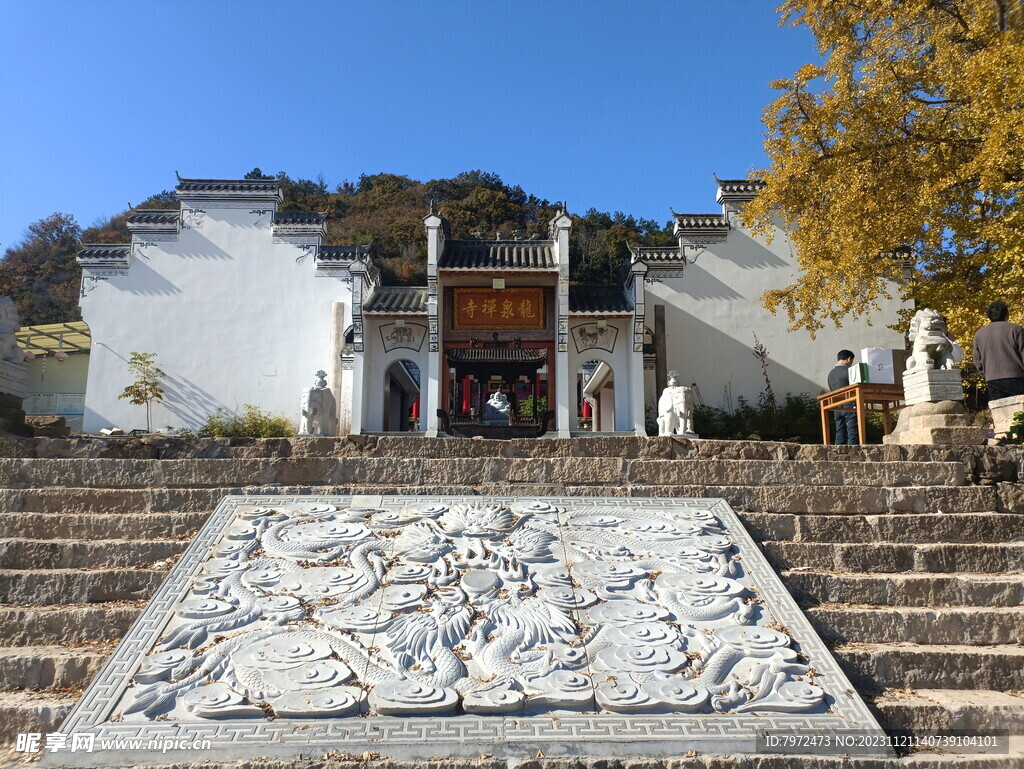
0;434;1022;766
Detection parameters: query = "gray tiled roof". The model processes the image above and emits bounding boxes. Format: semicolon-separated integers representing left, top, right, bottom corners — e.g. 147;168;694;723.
362;286;429;314
715;178;766;195
568;285;633;314
77;244;131;266
274;211;325;225
318;245;369;262
446;347;548;363
127;210;179;226
672;213;729;230
439;241;556;270
175;177;282;194
629;245;681;262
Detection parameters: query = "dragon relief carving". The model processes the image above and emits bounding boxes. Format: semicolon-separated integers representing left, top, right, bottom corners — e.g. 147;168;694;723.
119;500;826;720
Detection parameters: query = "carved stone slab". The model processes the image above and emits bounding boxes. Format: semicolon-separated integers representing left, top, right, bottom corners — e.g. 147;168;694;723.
46;496;888;765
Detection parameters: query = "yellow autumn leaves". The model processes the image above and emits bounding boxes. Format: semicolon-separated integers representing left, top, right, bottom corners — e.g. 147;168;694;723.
745;0;1024;352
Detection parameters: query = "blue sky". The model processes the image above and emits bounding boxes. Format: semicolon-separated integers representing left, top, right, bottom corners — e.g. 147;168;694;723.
0;1;818;248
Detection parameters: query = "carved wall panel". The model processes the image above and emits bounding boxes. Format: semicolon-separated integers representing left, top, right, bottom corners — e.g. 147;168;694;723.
48;495;887;766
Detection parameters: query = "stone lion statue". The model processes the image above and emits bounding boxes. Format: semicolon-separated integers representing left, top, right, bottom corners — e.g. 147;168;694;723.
0;297;23;364
906;308;962;372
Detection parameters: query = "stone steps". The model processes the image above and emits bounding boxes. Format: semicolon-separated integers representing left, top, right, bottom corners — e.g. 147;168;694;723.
0;690;79;741
0;482;1012;514
1;434;1018;466
0;537;187;569
836;643;1024;691
0;457;977;488
871;688;1024;736
741;512;1024;543
0;438;1018;766
4;509;1018;545
0;511;205;540
0;645;109;690
2;536;1004;576
765;542;1024;573
807;606;1024;645
783;571;1024;608
0;603;144;646
0;568;166;605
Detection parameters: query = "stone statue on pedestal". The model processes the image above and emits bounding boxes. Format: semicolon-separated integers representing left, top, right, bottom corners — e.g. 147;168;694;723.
482;389;512;425
905;309;963;372
885;309;981;446
657;371;696;437
300;370;337;435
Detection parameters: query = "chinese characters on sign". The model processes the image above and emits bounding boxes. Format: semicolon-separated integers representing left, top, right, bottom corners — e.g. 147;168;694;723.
452;288;545;330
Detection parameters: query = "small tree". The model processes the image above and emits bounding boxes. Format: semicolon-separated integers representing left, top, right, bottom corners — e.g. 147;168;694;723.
118;352;165;432
517;395;547;422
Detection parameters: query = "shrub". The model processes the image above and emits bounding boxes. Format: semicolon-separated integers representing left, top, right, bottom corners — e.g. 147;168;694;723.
693;392;823;443
192;404;296;438
517;395;547;421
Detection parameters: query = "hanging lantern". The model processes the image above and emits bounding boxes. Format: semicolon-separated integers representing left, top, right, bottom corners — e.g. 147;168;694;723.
23;351;34;362
55;351;69;362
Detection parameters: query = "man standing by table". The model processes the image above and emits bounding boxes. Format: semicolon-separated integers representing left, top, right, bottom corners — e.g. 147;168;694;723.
973;301;1024;400
827;349;858;444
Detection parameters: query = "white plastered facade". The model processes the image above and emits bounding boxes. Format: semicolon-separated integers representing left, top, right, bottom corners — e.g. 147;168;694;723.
77;176;907;436
78;180;354;433
639;186;909;413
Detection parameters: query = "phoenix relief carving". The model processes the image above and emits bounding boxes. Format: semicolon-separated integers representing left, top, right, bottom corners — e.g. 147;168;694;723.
120;500;825;719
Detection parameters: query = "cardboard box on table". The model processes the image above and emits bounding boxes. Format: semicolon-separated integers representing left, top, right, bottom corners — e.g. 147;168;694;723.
851;348;909;385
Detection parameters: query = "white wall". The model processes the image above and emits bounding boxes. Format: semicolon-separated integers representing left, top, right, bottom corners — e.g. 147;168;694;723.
360;317;428;432
567;317;635;432
80;209;352;432
646;217;908;411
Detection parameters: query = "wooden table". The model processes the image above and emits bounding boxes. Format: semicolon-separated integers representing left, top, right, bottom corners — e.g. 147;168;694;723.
818;383;906;445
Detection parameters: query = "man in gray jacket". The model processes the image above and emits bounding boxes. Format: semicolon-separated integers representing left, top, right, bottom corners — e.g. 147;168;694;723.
973;302;1024;400
827;350;858;444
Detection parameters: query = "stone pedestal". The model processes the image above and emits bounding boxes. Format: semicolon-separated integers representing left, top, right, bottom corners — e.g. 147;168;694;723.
883;401;985;446
0;359;31;437
987;395;1024;438
903;368;964;405
26;414;71;437
0;359;26;400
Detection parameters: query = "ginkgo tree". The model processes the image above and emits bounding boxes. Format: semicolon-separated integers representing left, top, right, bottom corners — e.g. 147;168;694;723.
745;0;1024;348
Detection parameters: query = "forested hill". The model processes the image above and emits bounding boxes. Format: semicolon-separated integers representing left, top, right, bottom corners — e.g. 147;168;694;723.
0;169;676;326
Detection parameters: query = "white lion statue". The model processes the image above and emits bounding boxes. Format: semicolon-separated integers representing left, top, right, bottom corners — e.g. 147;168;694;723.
905;309;963;372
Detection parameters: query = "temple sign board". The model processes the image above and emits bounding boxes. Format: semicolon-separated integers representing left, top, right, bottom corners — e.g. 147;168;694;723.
452;287;545;330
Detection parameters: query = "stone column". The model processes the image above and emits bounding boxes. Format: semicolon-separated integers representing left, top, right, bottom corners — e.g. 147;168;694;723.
629;261;649;435
423;212;447;437
327;301;346;435
348;353;365;435
550;210;573;438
